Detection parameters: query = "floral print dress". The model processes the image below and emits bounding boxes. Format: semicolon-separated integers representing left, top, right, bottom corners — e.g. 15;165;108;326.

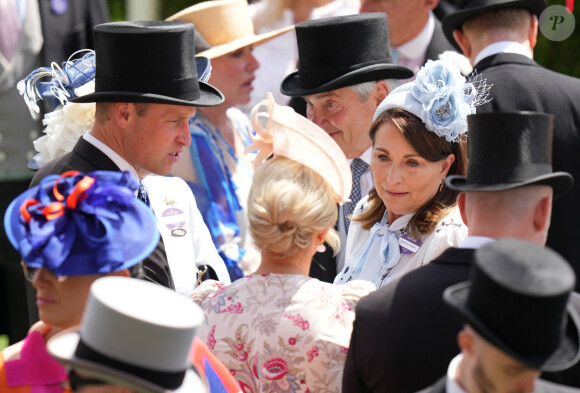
191;274;375;393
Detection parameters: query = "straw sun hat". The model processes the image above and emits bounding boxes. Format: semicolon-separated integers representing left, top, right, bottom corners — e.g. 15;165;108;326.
167;0;294;59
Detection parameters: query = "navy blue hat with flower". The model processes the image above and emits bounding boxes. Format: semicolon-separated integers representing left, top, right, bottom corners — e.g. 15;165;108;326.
3;171;160;276
374;60;491;142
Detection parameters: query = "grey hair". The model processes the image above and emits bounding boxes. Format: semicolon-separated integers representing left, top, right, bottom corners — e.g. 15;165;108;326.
348;79;399;102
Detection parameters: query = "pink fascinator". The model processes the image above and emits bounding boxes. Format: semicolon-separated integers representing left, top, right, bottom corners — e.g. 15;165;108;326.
247;93;352;204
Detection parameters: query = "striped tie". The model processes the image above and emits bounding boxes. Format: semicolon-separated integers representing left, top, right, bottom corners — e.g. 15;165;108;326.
343;158;368;233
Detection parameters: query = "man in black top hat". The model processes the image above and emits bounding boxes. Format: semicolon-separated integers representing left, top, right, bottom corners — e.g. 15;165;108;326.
28;21;227;321
280;13;413;282
442;0;580;292
342;111;579;393
419;239;580;393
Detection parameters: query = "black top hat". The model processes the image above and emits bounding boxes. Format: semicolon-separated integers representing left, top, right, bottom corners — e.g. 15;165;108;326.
72;21;224;107
442;0;547;51
446;111;573;198
444;239;580;372
280;14;413;97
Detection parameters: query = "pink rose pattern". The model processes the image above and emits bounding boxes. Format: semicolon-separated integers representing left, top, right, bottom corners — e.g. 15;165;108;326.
193;274;374;393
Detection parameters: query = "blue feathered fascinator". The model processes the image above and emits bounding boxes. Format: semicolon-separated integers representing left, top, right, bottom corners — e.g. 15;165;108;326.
4;171;159;276
17;50;96;120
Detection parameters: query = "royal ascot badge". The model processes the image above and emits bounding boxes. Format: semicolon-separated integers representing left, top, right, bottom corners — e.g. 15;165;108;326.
399;233;421;255
161;207;187;237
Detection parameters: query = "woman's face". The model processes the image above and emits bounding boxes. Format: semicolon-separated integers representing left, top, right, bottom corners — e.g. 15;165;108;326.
209;45;260;107
371;121;455;223
31;268;102;329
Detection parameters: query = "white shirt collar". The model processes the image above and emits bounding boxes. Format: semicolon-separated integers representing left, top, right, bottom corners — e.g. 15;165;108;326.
458;236;495;249
447;354;468;393
474;41;533;66
83;133;140;182
348;146;372;166
394;11;435;60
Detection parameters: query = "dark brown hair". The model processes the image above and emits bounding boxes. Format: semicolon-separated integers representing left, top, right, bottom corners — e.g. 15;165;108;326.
355;108;467;237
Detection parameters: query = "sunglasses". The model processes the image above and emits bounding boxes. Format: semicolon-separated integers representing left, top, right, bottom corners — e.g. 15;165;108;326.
21;262;68;283
68;369;107;391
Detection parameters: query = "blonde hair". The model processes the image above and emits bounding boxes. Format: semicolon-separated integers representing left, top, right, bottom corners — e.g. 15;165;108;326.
247;156;339;259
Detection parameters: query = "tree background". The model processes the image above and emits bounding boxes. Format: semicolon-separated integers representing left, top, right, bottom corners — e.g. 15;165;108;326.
107;0;579;77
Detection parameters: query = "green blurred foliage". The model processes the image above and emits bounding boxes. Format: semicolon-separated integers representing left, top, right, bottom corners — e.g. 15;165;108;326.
0;335;8;351
107;0;580;77
107;0;203;21
535;0;580;77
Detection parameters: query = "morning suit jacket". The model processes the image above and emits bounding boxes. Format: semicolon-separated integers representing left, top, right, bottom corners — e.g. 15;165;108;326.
342;247;475;393
30;138;174;288
473;53;580;291
342;246;580;393
37;0;109;65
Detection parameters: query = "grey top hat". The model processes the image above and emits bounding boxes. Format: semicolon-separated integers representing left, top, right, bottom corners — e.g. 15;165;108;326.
72;21;224;107
444;239;580;372
48;277;207;392
446;111;573;198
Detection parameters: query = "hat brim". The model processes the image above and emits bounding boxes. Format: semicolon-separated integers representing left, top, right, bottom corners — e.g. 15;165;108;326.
443;281;580;372
442;0;547;51
48;329;207;393
4;172;160;274
197;25;294;60
71;81;224;107
445;171;573;199
280;63;414;97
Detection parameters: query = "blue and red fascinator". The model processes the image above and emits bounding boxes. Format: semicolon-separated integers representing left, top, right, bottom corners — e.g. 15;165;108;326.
3;171;159;276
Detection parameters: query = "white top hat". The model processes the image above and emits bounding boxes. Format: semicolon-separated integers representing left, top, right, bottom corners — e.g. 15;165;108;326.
48;277;206;393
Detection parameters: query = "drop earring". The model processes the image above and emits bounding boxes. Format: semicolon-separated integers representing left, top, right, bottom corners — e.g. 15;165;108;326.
316;243;326;253
439;178;445;192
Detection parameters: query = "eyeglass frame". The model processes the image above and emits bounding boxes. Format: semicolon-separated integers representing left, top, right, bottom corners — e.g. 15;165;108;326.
20;261;68;283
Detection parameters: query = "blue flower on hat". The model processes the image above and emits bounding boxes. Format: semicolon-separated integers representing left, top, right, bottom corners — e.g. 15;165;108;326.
4;171;159;276
411;60;475;142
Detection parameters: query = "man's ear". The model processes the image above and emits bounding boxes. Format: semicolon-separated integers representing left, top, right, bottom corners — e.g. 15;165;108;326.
529;14;539;49
533;195;552;232
457;325;474;354
374;80;390;107
453;29;472;60
114;103;131;128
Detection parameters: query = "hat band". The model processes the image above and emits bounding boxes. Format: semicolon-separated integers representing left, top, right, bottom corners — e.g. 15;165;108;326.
95;77;201;101
465;163;553;185
75;340;186;389
298;59;391;90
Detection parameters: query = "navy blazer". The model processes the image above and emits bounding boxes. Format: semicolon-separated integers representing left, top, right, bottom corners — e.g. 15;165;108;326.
342;245;580;393
27;138;174;323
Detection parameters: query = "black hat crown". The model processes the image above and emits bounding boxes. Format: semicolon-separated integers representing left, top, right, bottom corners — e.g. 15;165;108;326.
442;0;547;51
280;14;413;97
444;239;580;371
446;111;573;198
72;21;223;107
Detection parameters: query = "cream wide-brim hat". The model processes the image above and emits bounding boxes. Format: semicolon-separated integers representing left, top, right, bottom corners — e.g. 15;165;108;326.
167;0;294;60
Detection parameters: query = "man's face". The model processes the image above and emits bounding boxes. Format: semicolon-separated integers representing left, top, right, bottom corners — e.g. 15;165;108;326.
304;87;376;159
468;333;541;393
122;103;195;177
